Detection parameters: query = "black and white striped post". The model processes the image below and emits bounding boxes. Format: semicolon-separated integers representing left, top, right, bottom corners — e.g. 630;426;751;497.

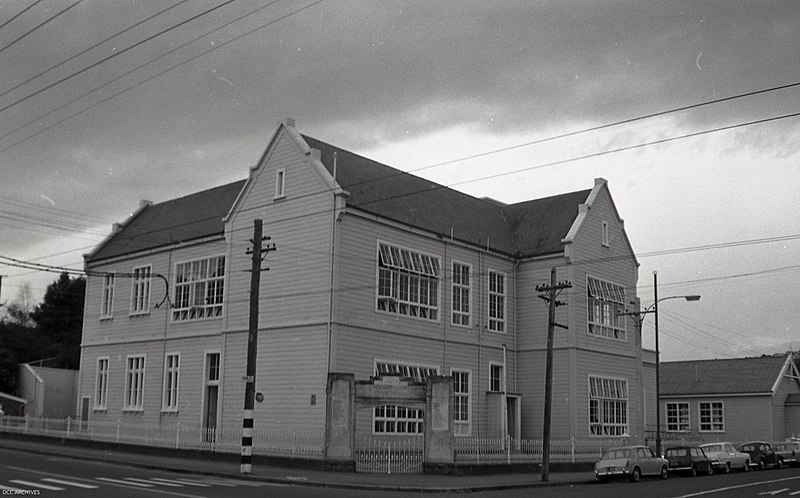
241;219;274;474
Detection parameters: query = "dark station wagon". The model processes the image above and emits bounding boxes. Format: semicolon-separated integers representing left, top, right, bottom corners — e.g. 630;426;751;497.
664;446;714;476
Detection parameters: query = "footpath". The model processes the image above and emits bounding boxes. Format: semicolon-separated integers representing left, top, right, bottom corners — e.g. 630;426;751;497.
0;434;594;493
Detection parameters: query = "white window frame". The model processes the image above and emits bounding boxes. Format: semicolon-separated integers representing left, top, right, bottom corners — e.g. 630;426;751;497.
601;221;610;247
588;375;629;437
372;405;424;436
698;401;725;433
665;401;690;432
100;274;115;319
123;355;146;411
374;359;439;383
162;353;180;412
451;260;471;327
376;241;441;322
130;265;151;316
172;255;225;322
451;368;471;436
488;270;506;333
586;275;627;341
275;168;286;199
489;362;504;392
94;357;109;410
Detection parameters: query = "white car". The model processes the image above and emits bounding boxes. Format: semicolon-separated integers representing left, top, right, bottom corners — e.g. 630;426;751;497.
699;442;750;473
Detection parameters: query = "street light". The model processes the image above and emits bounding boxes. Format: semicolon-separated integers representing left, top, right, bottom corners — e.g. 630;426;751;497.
620;271;700;457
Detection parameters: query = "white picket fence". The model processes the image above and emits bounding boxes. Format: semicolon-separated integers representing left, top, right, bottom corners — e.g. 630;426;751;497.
0;416;324;459
454;435;632;464
355;436;424;473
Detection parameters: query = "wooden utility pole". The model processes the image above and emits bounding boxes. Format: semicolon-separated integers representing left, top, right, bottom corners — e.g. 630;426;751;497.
241;219;275;474
536;268;571;482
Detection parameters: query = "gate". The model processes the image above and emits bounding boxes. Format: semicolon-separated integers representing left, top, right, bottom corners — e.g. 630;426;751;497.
355;436;424;473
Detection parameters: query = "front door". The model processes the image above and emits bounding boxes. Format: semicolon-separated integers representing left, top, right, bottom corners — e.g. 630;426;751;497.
202;353;220;443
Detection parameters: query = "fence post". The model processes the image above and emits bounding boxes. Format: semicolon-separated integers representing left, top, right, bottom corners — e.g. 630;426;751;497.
66;417;71;439
176;424;180;450
116;419;121;444
571;436;575;463
24;415;29;434
507;434;511;465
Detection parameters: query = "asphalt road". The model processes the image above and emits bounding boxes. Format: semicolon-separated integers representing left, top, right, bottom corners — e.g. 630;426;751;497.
470;465;800;498
0;447;378;497
2;446;800;497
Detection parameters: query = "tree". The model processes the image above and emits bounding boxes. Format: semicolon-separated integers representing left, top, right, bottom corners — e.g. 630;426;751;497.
2;282;36;327
29;273;86;369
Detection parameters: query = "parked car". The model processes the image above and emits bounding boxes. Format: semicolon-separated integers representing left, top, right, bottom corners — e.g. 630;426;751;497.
699;442;751;473
739;441;783;470
664;446;714;476
594;445;669;483
773;441;800;467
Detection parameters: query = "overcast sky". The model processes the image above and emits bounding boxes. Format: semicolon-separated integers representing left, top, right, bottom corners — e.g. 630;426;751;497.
0;0;797;361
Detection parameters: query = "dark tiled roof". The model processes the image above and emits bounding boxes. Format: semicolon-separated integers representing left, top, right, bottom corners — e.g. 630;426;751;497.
89;180;246;261
660;355;790;396
303;135;589;257
89;132;593;261
502;190;591;256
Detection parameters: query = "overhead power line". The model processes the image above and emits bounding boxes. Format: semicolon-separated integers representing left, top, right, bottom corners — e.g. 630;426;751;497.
0;0;83;55
0;0;325;152
0;0;191;100
0;0;238;115
0;0;45;32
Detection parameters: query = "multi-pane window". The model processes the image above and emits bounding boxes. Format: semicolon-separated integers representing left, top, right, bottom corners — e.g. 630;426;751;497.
173;256;225;321
451;262;470;326
207;353;221;384
666;402;690;432
373;405;424;435
490;364;504;392
376;242;440;321
130;266;151;315
100;274;115;318
488;271;506;332
699;402;724;432
587;276;626;341
95;357;109;410
162;354;180;412
124;355;146;410
589;376;628;436
375;361;438;382
452;370;470;436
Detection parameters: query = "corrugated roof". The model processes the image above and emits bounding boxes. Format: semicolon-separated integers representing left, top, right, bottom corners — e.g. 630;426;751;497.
660;355;790;396
89;180;246;261
89;131;594;261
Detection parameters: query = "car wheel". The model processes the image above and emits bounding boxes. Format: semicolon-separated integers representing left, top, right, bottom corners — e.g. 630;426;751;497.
724;462;731;474
629;467;641;483
706;465;714;476
776;458;783;469
691;465;698;477
660;465;669;480
758;459;766;471
598;476;609;483
743;460;750;472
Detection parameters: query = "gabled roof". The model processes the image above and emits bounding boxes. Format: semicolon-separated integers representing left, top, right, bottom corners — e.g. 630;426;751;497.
303;135;590;257
660;354;799;397
88;125;603;262
88;180;246;262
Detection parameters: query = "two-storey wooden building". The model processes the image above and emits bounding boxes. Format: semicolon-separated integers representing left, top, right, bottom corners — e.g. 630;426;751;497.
77;119;643;453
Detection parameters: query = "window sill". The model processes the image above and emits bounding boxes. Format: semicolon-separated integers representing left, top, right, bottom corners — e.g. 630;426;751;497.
93;407;107;412
129;312;150;319
99;316;113;322
161;409;179;414
122;408;144;413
